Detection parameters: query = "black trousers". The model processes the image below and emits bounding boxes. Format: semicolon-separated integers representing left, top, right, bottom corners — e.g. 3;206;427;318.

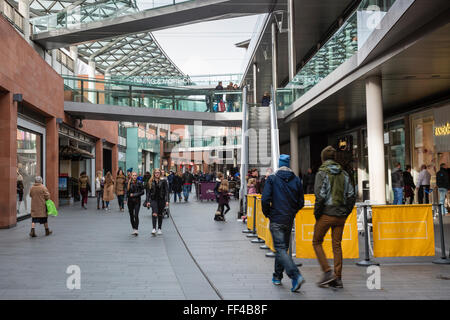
151;200;165;230
219;203;230;216
418;185;430;204
128;199;141;230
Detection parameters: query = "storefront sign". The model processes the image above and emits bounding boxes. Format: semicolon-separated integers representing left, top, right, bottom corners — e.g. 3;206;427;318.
434;103;450;152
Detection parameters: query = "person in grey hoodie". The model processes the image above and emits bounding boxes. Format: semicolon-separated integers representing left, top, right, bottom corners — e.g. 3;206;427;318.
313;146;356;289
261;154;305;292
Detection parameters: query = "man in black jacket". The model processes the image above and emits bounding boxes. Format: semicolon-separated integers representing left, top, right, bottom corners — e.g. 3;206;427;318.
261;155;305;292
182;171;194;202
437;163;449;214
127;172;145;236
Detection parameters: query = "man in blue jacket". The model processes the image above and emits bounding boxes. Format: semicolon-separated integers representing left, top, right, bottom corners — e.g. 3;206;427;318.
262;154;305;292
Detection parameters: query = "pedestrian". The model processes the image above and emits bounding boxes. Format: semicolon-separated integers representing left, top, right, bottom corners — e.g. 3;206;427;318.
403;165;416;204
215;81;224;103
226;82;235;112
303;168;315;194
127;172;144;236
115;169;126;212
417;164;431;204
168;171;175;194
312;146;356;289
29;176;52;237
391;162;404;205
103;172;115;211
95;171;105;210
233;84;240;111
261;154;305;292
78;171;91;210
247;178;257;194
260;168;273;194
215;179;231;221
261;91;271;106
146;169;169;235
250;168;261;193
173;172;183;203
436;163;449;214
214;172;224;214
17;168;24;214
143;171;151;187
182;170;194;202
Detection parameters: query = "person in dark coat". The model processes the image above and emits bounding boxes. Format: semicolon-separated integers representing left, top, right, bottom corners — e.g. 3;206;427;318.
172;172;183;203
403;165;416;204
261;92;271;106
436;163;449;214
146;169;169;235
303;168;315;194
215;179;230;221
127;172;145;236
261;155;305;292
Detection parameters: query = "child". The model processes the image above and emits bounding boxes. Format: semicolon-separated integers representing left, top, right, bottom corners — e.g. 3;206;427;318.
247;178;257;194
215;180;231;221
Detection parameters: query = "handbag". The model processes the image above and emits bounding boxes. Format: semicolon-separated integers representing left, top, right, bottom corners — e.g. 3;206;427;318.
45;199;58;217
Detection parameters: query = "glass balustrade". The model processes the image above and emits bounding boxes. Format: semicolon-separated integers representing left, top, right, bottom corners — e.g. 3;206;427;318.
277;0;397;111
31;0;197;34
63;76;243;113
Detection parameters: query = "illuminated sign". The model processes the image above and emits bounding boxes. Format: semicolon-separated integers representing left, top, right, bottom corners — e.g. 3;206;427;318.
435;122;450;136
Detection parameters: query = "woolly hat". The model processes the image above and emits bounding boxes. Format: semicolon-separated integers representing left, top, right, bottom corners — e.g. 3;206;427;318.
279;154;291;168
321;146;336;163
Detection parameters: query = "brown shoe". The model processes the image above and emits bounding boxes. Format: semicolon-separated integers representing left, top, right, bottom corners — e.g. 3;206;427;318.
45;229;52;236
29;228;36;238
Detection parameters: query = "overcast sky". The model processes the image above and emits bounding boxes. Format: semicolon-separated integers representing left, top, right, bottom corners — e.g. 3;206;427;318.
152;15;261;76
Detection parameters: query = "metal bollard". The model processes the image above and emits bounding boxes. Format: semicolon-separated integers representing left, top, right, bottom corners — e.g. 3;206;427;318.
432;203;450;264
356;204;379;266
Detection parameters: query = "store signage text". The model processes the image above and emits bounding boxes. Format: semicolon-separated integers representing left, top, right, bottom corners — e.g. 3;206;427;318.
434;123;450;137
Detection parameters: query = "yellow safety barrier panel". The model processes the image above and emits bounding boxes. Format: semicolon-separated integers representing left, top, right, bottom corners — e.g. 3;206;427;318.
372;205;435;257
254;196;275;252
246;195;257;231
304;194;316;206
295;207;359;259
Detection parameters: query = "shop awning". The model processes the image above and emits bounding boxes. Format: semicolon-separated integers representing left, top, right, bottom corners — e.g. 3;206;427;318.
59;146;94;160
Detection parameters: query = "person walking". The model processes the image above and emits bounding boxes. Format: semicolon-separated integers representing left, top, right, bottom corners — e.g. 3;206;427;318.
95;171;105;210
78;171;91;210
17;168;24;214
417;164;431;204
182;170;194;202
312;146;356;289
115;169;126;212
127;172;144;236
172;172;183;203
436;163;449;214
215;179;231;221
391;162;404;205
29;176;52;237
261;154;305;292
303;168;316;194
103;172;115;211
403;165;416;204
146;169;169;235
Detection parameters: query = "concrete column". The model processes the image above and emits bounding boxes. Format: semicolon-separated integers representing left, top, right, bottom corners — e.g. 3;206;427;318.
290;122;299;176
252;63;257;104
112;144;118;178
18;0;30;41
69;46;78;75
288;0;296;80
95;140;103;175
271;22;278;90
45;117;58;208
365;76;386;204
0;93;17;228
88;59;96;103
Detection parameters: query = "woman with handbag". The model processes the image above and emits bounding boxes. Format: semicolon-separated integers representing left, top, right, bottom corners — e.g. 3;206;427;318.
29;176;52;237
102;172;115;211
127;172;144;236
78;171;91;210
146;169;169;236
95;171;105;210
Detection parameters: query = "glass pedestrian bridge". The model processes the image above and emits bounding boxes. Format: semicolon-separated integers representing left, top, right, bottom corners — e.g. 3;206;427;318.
31;0;194;34
276;0;397;111
63;76;243;113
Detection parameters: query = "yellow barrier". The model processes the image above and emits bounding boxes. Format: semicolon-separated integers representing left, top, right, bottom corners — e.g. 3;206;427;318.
304;194;316;206
246;195;256;231
253;196;275;252
295;207;359;259
372;205;435;257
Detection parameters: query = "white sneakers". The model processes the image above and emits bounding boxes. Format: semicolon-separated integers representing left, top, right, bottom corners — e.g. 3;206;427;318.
152;228;156;235
151;229;162;235
157;229;162;235
132;229;138;236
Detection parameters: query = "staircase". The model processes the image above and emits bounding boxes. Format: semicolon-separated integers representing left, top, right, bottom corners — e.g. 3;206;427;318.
248;106;272;172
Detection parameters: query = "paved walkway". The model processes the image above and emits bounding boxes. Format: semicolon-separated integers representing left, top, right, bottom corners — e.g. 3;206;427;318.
0;194;449;300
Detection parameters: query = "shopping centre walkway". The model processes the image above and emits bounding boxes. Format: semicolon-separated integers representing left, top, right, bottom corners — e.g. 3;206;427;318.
0;195;450;300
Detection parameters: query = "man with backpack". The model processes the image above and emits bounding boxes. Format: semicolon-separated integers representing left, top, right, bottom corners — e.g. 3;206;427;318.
313;146;356;289
261;155;305;292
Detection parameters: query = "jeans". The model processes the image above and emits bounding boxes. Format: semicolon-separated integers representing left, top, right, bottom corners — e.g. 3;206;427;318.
312;215;347;279
227;101;233;112
96;190;104;209
80;188;88;206
174;192;181;202
183;184;192;201
269;222;301;280
127;199;140;230
151;200;165;230
438;188;448;214
418;185;430;204
117;195;125;209
393;187;403;205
